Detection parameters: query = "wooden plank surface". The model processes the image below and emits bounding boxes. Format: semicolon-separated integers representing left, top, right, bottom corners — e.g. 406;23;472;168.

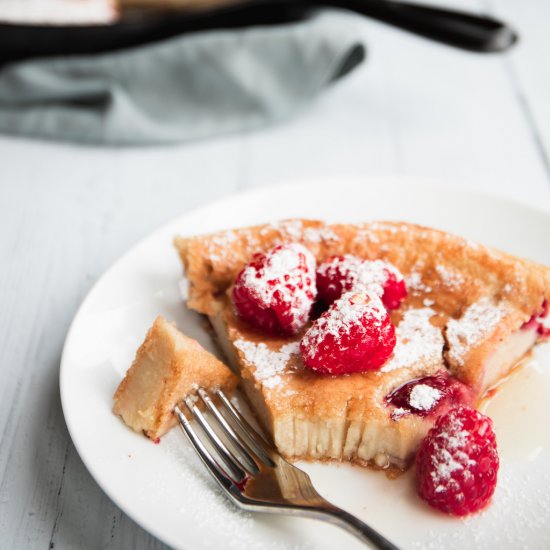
0;140;242;550
0;1;549;548
489;0;550;174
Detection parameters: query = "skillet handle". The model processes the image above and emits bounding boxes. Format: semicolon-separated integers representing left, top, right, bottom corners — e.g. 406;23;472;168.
320;0;517;52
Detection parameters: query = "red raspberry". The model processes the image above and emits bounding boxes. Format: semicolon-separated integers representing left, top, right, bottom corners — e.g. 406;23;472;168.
232;243;316;335
300;291;396;374
316;255;406;310
385;373;473;420
416;406;499;516
521;299;550;339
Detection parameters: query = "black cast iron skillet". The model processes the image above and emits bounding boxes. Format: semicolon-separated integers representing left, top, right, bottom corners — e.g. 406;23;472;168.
0;0;518;67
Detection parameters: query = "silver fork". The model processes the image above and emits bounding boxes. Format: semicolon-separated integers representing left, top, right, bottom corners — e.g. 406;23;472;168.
174;388;399;550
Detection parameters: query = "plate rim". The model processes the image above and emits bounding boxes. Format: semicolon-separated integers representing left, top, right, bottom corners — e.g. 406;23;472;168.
59;175;550;548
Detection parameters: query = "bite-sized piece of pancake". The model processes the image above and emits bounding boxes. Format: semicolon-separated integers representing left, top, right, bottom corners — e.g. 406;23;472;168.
113;316;237;440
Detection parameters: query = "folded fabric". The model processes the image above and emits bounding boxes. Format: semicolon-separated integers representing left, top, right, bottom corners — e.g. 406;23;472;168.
0;12;365;145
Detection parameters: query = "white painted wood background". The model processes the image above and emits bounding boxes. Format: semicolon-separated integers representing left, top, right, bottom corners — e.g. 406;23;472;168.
1;1;549;548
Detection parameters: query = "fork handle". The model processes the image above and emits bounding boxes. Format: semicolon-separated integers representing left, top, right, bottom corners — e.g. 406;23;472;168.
307;505;399;549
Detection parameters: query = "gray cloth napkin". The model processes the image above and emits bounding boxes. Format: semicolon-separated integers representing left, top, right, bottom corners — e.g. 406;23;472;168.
0;13;365;145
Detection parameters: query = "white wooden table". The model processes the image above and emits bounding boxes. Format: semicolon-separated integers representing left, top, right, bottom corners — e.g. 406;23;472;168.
1;1;549;548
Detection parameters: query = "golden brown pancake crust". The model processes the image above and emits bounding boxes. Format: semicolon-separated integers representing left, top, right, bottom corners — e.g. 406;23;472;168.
175;219;550;391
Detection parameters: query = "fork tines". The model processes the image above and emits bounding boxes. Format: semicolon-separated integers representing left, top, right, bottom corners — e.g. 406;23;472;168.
175;388;400;550
174;388;272;489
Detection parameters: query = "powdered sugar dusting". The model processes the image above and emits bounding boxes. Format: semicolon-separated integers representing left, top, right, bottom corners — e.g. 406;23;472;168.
406;272;433;294
382;308;444;372
446;298;507;366
391;407;409;419
233;339;300;389
318;255;403;298
304;226;339;243
366;221;408;234
410;465;550;549
428;415;474;493
204;229;240;262
267;219;339;244
302;291;387;352
158;431;316;550
241;244;312;305
239;243;316;332
435;264;464;289
409;384;442;411
354;226;380;244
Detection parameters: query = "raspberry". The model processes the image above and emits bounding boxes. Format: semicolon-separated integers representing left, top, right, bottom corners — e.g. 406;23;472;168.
386;373;472;419
316;255;406;310
521;299;550;339
416;406;499;516
300;291;396;374
232;243;316;335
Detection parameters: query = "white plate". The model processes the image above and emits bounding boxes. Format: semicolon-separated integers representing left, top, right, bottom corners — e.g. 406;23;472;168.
60;178;550;550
